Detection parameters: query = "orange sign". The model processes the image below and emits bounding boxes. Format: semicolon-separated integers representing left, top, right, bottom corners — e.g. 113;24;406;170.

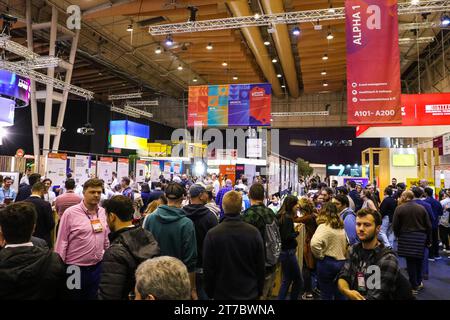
15;149;24;157
219;165;236;185
118;158;129;164
48;153;67;160
99;157;113;162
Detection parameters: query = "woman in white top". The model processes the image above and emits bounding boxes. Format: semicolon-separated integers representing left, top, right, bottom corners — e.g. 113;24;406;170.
361;190;378;211
311;202;348;300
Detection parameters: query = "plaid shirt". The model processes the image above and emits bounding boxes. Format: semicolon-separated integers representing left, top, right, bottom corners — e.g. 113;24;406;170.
242;204;275;241
338;243;399;300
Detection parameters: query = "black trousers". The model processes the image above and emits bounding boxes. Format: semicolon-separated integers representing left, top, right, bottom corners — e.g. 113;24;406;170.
405;257;423;289
430;228;440;258
439;225;450;250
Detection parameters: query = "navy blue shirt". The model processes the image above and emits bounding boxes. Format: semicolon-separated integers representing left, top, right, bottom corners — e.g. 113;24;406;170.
424;197;443;229
413;199;436;228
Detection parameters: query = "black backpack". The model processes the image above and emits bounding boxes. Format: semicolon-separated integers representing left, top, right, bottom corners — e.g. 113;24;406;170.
375;248;415;300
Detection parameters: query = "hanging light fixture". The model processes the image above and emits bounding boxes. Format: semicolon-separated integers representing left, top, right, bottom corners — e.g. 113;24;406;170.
155;46;162;54
126;24;133;32
264;41;270;46
206;42;213;50
272;58;278;63
327;27;334;40
292;27;301;36
165;35;173;46
177;64;183;71
222;61;228;67
321;70;327;75
322;53;329;61
323;82;329;87
277;74;282;78
233;75;238;80
193;77;198;82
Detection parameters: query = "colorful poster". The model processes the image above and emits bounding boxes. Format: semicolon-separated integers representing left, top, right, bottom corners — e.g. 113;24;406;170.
443;133;450;156
188;83;271;127
219;165;236;184
343;177;369;188
164;161;172;173
173;163;181;174
249;84;272;126
46;153;67;186
228;84;250;126
117;158;129;180
188;85;208;127
346;0;402;125
74;155;90;186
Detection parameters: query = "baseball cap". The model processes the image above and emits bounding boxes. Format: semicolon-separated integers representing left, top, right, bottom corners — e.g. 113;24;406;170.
189;183;206;198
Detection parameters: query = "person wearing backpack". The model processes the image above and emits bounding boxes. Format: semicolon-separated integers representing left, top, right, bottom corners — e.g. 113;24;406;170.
276;195;303;300
243;183;281;299
338;208;414;300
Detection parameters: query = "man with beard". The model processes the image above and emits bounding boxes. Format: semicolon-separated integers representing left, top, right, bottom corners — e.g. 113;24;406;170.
337;208;412;300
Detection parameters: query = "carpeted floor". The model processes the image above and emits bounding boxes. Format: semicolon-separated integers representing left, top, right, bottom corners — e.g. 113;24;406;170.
398;252;450;300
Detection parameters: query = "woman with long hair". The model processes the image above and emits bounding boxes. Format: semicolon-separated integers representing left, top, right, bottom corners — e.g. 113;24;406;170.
311;202;347;300
294;197;318;300
277;195;303;300
361;190;378;211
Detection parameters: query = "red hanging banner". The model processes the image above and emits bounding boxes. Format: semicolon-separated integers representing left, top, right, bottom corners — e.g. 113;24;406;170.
346;0;402;125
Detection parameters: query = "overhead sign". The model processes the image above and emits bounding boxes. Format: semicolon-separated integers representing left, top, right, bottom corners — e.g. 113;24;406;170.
46;153;67;186
188;83;271;127
15;148;24;157
345;0;402;125
356;93;450;137
74;155;90;185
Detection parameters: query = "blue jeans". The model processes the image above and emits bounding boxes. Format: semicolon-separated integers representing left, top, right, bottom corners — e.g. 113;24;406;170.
379;216;391;248
316;257;346;300
278;249;303;300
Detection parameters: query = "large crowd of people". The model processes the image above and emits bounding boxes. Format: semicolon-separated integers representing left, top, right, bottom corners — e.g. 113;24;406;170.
0;169;449;300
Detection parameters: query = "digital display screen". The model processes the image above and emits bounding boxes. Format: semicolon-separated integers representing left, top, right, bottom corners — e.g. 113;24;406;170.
392;154;416;167
0;70;30;107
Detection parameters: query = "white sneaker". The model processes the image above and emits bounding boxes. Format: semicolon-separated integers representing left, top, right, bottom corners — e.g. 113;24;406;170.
435;256;442;260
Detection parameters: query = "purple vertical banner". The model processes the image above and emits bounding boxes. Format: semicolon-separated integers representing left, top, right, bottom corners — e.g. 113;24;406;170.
228;84;250;126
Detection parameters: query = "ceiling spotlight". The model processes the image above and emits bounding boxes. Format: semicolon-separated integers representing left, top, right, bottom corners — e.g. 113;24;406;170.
126;24;133;32
292;27;301;36
254;13;260;19
222;61;228;67
277;74;282;78
264;41;270;46
323;82;329;87
165;35;173;46
411;0;420;5
328;5;335;13
155;46;162;54
322;53;329;60
193;77;198;82
206;42;213;50
441;14;450;27
281;85;286;88
327;32;334;40
177;64;183;71
233;75;238;80
321;71;327;75
272;58;278;63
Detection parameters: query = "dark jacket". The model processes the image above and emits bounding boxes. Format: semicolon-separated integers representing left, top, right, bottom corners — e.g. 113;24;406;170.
413;199;436;227
0;246;66;299
349;189;363;211
143;205;197;272
148;189;165;203
98;226;160;300
424;197;444;229
203;214;265;300
140;192;151;213
338;243;401;300
393;201;432;243
183;204;218;269
24;196;55;247
31;236;49;249
15;184;32;202
278;215;298;251
380;196;397;222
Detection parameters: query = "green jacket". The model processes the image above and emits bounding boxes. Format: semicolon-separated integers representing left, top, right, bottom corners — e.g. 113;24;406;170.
143;205;197;272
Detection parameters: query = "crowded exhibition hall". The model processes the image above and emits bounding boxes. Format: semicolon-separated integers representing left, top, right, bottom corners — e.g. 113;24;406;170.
0;0;449;307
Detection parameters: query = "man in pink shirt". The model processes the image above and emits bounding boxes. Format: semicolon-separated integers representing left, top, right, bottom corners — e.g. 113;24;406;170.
55;178;110;300
55;178;82;218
